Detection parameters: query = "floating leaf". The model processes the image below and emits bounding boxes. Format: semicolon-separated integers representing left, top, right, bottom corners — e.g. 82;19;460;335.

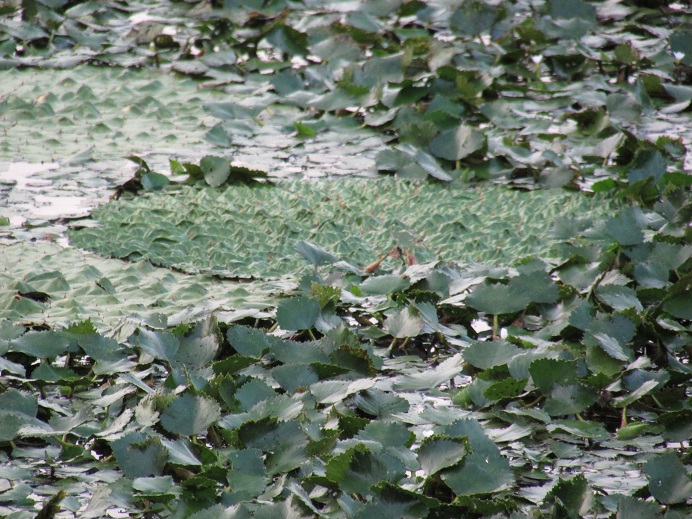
161;438;202;466
543;384;597;416
546;474;594;518
160;393;221;436
418;435;469;476
465;282;528;315
295;240;337;266
111;432;167;478
464;341;521;370
550;0;596;21
413;149;452;181
384;306;424;338
662;293;692;320
442;419;514;495
449;1;501;35
276;296;321;331
226;325;273;358
643;453;692;505
430;125;485;161
200;156;230;187
135;329;179;362
11;331;73;359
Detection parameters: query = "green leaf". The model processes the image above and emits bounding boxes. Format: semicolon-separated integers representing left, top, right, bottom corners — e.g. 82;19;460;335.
463;340;521;369
604;207;644;246
430;125;485;161
226;325;273;358
393;354;463;391
238;419;308;475
295;240;337;266
384;306;424;338
584;315;636;361
141;171;170;191
160;393;221;436
546;474;594;518
616;496;663;519
543;384;597;416
418;435;469;475
135;329;179;362
414;149;452;181
0;389;37;418
132;476;175;496
358;483;435;518
643;453;692;505
627;149;666;184
550;0;596;21
226;448;267;497
595;285;643;312
449;1;501;35
187;504;241;519
670;29;692;67
616;422;662;441
31;363;80;383
276;296;321;331
272;364;319;393
442;419;514;496
111;432;168;478
200;156;230;187
265;26;308;56
510;270;559;304
662;293;692;320
529;359;579;394
657;410;692;442
483;377;527;400
11;331;73;359
612;379;659;408
353;389;409;417
590;332;631;362
466;282;528;314
161;438;202;466
294;121;316;138
235;379;275;411
360;274;410;295
549;419;610;440
327;445;405;494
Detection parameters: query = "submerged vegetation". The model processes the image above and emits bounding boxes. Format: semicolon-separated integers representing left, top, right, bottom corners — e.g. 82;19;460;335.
0;0;691;517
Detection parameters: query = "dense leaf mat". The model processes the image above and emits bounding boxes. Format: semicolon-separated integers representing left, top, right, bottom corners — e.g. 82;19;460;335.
1;0;691;517
0;67;219;163
0;241;286;330
68;179;618;278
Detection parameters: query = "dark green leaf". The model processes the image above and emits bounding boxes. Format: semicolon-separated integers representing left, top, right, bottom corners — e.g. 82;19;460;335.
11;331;72;359
546;474;594;518
464;340;521;369
430;125;485;161
543;384;597;416
418;435;469;476
226;325;273;358
160;393;221;436
200;156;230;187
111;432;167;478
466;282;528;314
442;419;514;495
276;296;321;331
643;453;692;505
135;329;179;362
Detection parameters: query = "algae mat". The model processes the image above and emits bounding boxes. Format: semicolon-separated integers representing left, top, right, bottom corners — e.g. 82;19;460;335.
68;179;619;279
